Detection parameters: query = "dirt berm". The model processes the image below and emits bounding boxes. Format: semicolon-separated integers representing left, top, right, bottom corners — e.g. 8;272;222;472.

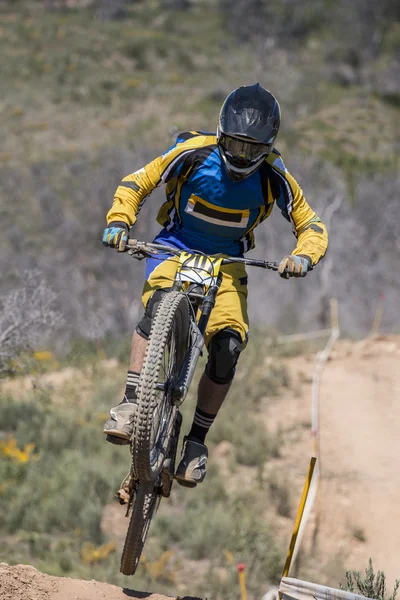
0;564;202;600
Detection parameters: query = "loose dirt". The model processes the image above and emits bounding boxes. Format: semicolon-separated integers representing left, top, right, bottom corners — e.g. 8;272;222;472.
0;563;202;600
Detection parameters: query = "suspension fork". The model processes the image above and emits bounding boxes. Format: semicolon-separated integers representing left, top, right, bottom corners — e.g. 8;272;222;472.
173;274;223;404
197;273;223;335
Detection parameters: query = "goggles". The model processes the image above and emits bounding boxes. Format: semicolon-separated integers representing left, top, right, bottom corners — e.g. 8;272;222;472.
218;133;271;168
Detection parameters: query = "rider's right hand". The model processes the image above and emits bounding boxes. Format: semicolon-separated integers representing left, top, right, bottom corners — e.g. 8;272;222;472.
102;222;129;252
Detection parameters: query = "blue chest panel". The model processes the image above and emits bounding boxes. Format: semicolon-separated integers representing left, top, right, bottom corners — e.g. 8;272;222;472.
171;151;267;253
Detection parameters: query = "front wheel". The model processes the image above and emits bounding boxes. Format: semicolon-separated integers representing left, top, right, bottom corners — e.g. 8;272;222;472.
120;480;160;576
131;292;191;482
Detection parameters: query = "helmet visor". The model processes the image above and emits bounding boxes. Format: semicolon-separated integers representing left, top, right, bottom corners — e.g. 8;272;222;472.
219;134;271;169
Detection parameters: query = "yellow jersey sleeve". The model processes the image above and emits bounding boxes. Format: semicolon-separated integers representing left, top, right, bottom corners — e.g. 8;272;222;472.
269;155;328;266
106;132;213;226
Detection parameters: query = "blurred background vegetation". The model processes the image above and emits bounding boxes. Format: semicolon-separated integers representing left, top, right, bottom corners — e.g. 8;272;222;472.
0;0;399;365
0;333;293;599
0;0;399;597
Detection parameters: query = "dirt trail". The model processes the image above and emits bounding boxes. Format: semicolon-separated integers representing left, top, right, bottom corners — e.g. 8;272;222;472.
317;337;400;585
268;336;400;588
263;336;400;588
0;563;202;600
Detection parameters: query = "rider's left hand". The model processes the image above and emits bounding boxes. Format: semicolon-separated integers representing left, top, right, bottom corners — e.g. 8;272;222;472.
278;255;311;279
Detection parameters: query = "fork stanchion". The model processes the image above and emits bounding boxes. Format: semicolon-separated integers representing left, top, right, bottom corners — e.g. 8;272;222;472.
237;563;248;600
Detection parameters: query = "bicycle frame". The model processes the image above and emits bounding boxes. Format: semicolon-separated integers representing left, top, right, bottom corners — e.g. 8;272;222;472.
126;239;278;405
171;272;223;405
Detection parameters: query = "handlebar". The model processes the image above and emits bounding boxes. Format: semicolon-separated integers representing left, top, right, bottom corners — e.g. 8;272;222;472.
125;239;279;271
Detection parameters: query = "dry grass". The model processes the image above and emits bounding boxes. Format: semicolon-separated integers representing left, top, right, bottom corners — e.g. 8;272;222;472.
294;95;399;173
2;0;397;168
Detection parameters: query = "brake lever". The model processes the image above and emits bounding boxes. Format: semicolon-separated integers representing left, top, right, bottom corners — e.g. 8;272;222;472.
127;248;148;260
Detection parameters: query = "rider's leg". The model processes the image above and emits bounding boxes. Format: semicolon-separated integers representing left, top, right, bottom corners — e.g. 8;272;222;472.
104;252;179;444
103;290;168;443
197;374;231;414
129;330;148;373
188;327;243;442
102;330;146;445
120;331;148;405
176;327;243;484
176;261;248;484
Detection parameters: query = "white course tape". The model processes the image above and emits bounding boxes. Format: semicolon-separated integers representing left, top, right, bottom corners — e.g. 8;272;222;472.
279;578;377;600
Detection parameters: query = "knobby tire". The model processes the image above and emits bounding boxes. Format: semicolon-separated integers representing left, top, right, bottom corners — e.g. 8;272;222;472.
131;291;190;481
120;292;190;575
120;480;159;576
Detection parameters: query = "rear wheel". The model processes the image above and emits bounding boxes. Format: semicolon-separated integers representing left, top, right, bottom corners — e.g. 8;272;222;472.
131;291;191;481
120;480;160;576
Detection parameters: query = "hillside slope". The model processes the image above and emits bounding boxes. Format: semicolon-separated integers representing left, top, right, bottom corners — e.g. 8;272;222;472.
1;0;399;346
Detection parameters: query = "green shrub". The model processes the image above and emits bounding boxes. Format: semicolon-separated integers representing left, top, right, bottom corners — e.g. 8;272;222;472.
196;490;283;600
342;559;400;600
0;387;128;544
152;471;283;599
0;331;288;594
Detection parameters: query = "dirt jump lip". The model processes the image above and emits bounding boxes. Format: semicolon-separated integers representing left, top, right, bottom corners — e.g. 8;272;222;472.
0;564;203;600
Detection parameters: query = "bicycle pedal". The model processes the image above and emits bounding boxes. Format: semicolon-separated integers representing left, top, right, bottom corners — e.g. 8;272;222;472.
175;477;197;489
116;487;130;505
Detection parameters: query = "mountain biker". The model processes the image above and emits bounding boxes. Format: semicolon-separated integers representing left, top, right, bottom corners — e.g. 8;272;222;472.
102;83;328;486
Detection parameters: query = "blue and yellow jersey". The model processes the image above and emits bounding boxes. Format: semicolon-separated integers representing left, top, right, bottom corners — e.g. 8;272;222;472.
107;131;328;264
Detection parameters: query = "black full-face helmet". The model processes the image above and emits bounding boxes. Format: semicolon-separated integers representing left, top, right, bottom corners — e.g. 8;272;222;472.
217;83;281;181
